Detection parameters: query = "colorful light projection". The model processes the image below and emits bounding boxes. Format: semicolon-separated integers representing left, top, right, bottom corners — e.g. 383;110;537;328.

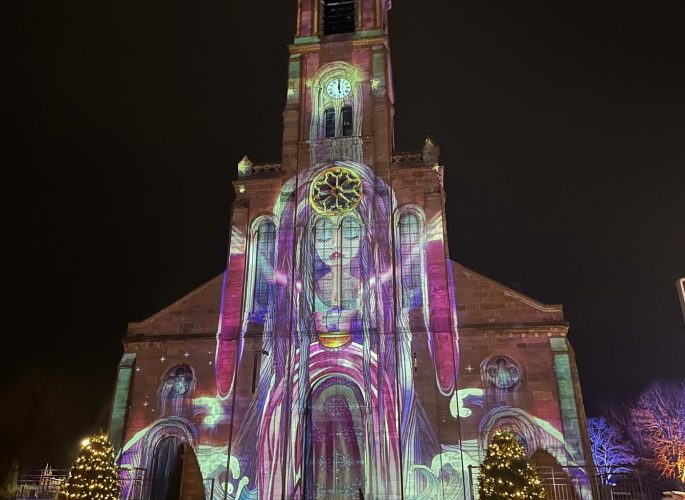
117;161;588;499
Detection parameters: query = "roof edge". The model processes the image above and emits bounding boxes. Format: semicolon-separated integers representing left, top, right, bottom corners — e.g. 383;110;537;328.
450;260;564;314
127;273;225;330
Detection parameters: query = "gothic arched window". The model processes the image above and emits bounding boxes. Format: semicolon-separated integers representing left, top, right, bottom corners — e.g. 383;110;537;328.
158;365;194;417
399;213;423;308
253;221;277;313
323;0;356;35
340;216;360;308
342;105;353;137
482;355;522;390
314;218;335;312
324;107;336;138
313;216;361;312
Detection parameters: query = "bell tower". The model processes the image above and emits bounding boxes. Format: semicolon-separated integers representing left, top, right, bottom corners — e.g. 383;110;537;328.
281;0;395;180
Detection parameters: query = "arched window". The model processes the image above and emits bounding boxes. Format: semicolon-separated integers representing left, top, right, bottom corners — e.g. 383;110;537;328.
342;105;353;136
253;221;277;313
324;107;336;138
340;216;360;309
314;218;335;312
398;213;423;308
313;216;361;312
158;365;194;417
323;0;356;35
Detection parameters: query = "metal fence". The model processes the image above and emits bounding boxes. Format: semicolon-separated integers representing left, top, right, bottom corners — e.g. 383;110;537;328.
468;465;664;500
13;470;67;499
11;470;215;500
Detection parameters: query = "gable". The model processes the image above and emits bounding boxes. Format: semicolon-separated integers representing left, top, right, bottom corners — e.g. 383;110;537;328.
127;274;224;337
450;261;565;327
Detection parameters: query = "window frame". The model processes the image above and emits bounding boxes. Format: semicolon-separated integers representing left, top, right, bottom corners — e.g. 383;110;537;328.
312;213;363;312
244;216;278;323
322;0;357;36
395;205;428;311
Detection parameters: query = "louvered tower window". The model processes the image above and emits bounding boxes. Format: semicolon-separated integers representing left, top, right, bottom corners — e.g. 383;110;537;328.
399;213;423;308
342;105;353;136
323;0;356;35
253;222;276;311
324;108;336;138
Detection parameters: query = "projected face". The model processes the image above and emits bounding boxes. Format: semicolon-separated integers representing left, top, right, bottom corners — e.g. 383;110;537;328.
315;217;361;267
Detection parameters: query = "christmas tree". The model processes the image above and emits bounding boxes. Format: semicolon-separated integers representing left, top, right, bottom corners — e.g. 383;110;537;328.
478;429;545;499
59;432;120;500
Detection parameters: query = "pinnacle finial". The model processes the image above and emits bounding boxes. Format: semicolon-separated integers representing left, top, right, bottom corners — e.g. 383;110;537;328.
423;135;440;167
238;155;253;177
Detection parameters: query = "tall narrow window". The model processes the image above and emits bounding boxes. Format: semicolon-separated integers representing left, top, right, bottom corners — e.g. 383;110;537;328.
323;0;356;35
313;217;361;312
399;213;423;308
340;216;360;309
324;107;336;138
253;222;276;313
342;105;353;137
314;218;335;312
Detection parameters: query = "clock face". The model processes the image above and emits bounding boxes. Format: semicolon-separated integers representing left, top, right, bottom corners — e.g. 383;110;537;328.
310;166;363;215
326;78;352;99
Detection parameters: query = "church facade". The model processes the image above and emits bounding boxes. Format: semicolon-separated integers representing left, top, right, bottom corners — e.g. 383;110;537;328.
108;1;593;498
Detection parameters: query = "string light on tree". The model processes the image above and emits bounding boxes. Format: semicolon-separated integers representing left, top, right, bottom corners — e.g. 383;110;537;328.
478;429;545;500
58;432;120;499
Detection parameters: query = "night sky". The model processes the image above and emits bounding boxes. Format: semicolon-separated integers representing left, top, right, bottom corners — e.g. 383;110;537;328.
3;0;684;472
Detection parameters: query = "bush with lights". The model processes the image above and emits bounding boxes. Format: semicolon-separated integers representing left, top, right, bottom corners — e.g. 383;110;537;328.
478;429;545;499
58;432;120;500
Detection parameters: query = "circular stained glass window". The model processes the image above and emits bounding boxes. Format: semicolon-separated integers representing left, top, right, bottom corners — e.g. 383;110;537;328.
310;167;363;216
483;355;522;390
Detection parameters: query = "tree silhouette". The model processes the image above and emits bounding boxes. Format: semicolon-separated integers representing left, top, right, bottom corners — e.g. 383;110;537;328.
588;416;638;484
631;382;685;484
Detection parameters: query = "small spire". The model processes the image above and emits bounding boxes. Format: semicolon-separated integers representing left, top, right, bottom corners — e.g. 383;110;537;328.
422;135;440;167
237;154;253;177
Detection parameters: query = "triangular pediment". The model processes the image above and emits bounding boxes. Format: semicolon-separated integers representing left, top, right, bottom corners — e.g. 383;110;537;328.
450;261;565;327
127;274;224;337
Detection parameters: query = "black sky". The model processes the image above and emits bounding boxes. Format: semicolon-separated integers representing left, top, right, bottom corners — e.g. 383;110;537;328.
2;0;684;471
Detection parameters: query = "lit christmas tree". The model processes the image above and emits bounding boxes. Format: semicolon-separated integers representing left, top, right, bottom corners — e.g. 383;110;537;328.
478;429;545;499
59;432;120;500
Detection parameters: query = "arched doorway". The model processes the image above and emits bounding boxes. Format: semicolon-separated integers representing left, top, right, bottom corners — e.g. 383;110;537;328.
304;377;366;499
149;436;183;500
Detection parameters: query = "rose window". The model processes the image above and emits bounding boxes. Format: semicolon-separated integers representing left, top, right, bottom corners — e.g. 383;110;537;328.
483;356;522;390
310;167;363;215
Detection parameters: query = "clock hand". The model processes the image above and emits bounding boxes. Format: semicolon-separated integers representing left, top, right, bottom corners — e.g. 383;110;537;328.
338;79;341;94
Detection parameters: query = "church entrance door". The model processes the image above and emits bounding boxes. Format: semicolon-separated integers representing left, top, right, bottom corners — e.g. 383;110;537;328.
149;436;183;500
304;378;366;499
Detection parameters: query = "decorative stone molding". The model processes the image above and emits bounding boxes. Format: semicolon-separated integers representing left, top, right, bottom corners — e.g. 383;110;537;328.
253;163;282;175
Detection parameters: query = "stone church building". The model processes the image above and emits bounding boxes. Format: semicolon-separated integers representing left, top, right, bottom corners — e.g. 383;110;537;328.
108;1;593;498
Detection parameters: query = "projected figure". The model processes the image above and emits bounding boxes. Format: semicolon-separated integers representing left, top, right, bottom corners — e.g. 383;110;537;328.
159;365;194;418
227;162;440;499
